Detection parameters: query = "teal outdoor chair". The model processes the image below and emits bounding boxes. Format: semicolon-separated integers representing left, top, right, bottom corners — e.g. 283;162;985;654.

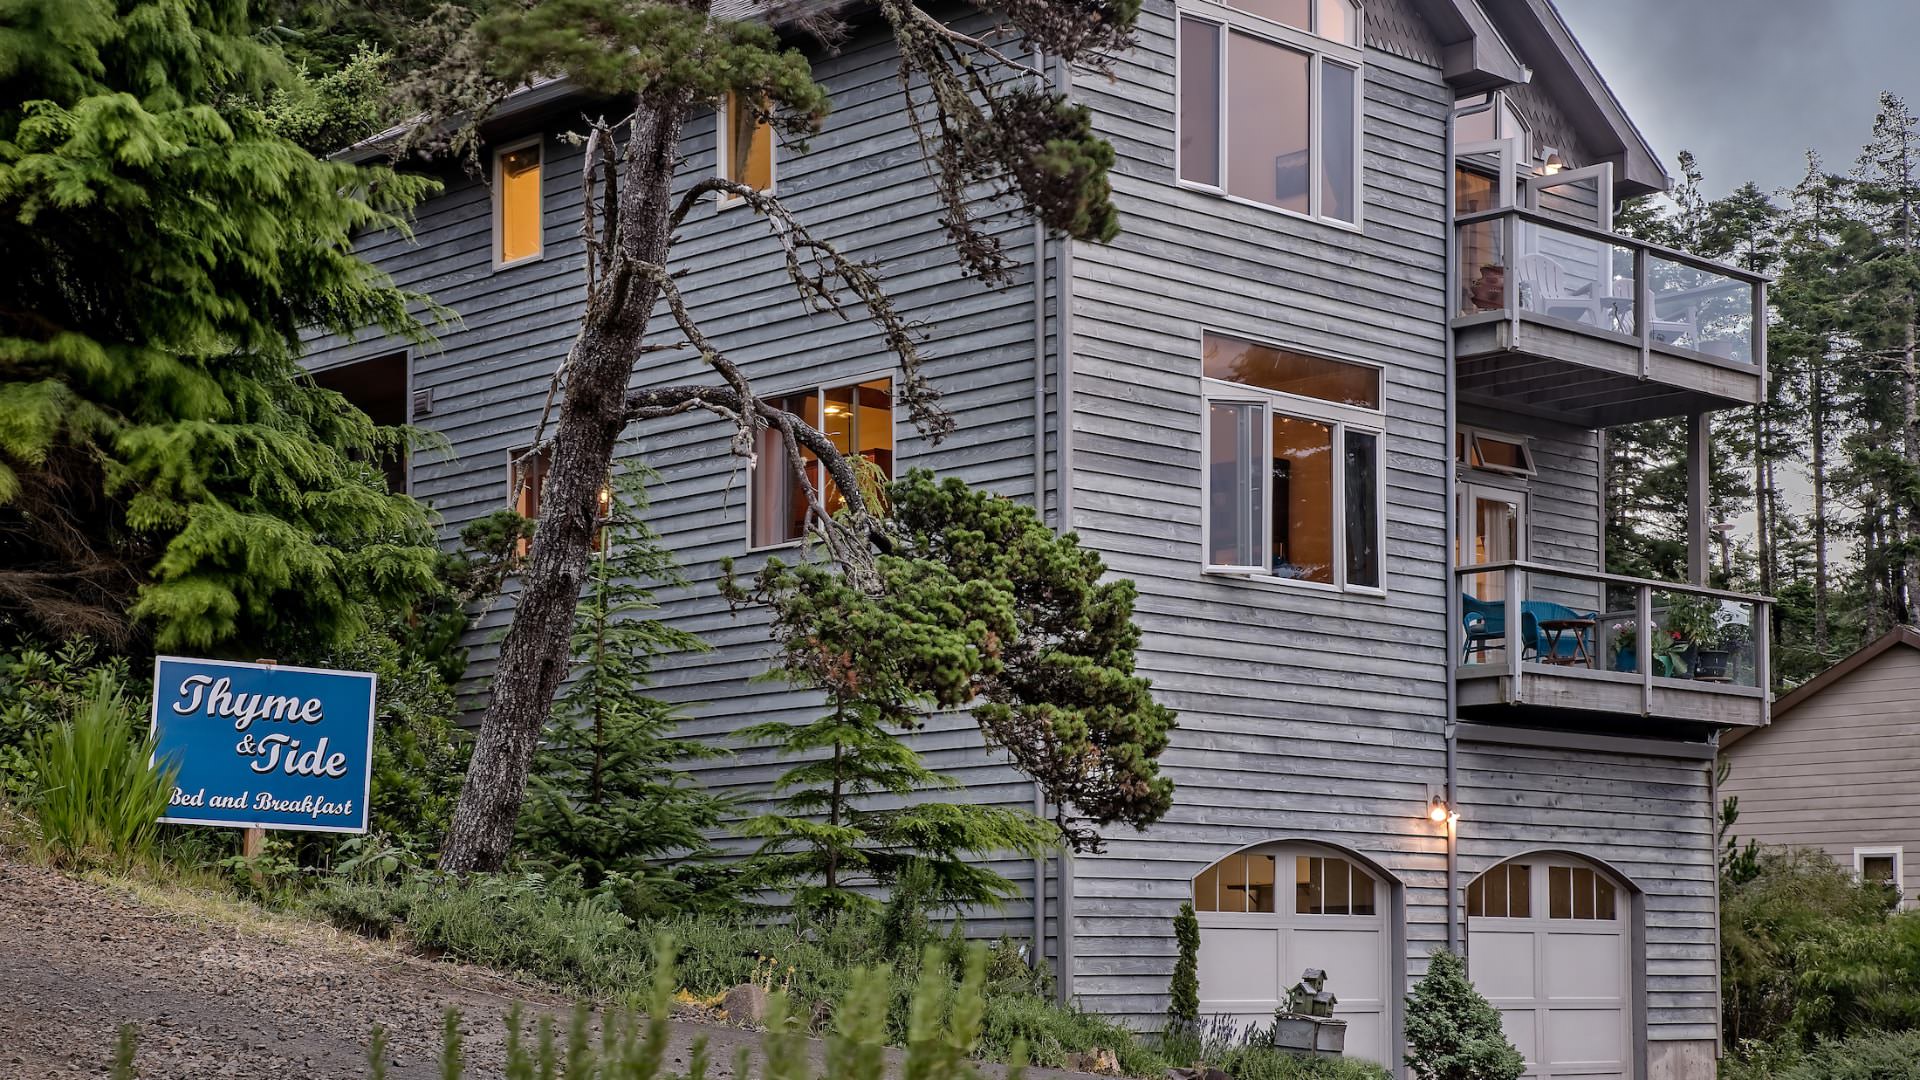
1520;600;1600;663
1461;595;1538;663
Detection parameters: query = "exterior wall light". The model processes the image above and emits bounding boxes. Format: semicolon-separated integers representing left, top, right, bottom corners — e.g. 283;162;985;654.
1428;794;1452;824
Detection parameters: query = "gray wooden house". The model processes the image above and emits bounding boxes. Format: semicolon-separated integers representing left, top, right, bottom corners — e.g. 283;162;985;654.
1720;627;1920;909
310;1;1773;1076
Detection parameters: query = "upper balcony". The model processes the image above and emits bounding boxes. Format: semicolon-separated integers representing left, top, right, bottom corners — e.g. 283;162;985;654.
1452;208;1769;428
1454;561;1771;735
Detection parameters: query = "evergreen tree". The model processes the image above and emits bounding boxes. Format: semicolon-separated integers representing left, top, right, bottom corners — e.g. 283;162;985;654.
419;0;1143;872
1404;950;1524;1080
885;471;1175;851
1167;901;1201;1036
729;470;1174;908
0;0;442;653
516;473;729;915
734;533;1057;912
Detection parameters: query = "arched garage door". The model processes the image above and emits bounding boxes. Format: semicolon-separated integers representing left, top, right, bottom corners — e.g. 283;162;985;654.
1192;843;1391;1066
1468;856;1631;1079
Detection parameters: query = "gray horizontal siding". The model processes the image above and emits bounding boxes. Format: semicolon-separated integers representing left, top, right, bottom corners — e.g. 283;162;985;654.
1058;0;1456;1028
1456;739;1718;1045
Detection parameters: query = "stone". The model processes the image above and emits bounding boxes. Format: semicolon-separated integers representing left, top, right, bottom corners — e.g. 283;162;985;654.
721;983;770;1026
1067;1047;1121;1075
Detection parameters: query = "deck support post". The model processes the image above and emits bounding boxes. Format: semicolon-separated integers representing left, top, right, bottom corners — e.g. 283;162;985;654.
1687;411;1711;586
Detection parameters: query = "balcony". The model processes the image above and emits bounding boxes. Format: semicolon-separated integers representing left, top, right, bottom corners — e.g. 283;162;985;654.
1454;562;1771;733
1453;209;1768;427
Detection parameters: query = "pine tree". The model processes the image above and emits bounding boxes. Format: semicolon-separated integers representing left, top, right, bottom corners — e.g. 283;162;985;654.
1403;950;1524;1080
516;473;729;914
734;533;1057;912
728;469;1174;908
0;0;442;653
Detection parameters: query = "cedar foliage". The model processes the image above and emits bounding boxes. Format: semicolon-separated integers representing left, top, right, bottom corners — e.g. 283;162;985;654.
1402;950;1523;1080
0;0;443;654
516;473;731;915
1167;901;1201;1035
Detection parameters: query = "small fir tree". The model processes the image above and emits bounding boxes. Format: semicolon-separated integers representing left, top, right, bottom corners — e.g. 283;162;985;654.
1404;950;1524;1080
516;474;729;915
1167;901;1202;1035
733;523;1057;912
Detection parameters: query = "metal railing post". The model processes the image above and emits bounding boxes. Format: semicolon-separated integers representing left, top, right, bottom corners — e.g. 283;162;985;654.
1755;600;1772;704
1754;279;1770;391
1637;584;1654;716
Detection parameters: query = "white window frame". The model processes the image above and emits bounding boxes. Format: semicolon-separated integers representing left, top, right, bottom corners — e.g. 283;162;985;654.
1457;425;1537;478
1453;90;1531;161
491;135;545;269
1855;846;1905;904
1198;331;1386;594
717;91;777;207
744;372;894;552
1174;1;1365;230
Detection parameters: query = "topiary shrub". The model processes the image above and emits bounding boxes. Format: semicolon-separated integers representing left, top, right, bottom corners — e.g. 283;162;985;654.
1168;901;1201;1034
1403;949;1523;1080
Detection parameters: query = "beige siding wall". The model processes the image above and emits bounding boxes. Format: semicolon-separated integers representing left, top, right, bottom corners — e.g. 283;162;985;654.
1721;646;1920;904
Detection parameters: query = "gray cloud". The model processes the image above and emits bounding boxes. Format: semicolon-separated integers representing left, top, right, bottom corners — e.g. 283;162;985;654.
1555;0;1920;196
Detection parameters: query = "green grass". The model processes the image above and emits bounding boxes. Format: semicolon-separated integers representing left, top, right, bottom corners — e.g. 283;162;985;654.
29;684;175;867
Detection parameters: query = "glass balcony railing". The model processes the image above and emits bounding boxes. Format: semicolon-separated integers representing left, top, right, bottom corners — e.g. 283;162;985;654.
1455;561;1772;723
1456;208;1766;368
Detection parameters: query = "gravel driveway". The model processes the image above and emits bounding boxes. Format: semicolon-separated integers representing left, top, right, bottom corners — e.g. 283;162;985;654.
0;858;1104;1080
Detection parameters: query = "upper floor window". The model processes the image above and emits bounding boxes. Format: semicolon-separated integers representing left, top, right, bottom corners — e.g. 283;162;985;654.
1177;0;1362;224
1202;332;1382;589
1455;426;1535;477
1454;91;1529;150
494;137;543;266
720;92;775;201
749;378;894;548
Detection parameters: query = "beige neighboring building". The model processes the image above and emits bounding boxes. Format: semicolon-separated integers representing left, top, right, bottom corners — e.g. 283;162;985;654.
1721;627;1920;905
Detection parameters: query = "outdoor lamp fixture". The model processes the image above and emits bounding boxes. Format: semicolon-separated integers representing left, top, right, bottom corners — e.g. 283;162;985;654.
1427;793;1455;825
1540;148;1565;175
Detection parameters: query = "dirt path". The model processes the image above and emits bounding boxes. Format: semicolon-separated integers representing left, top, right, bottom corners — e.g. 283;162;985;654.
0;859;1099;1080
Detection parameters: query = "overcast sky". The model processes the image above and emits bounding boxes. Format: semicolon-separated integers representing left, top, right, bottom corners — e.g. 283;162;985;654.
1555;0;1920;198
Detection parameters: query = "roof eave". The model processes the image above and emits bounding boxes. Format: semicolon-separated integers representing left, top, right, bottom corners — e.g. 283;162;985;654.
1414;0;1530;92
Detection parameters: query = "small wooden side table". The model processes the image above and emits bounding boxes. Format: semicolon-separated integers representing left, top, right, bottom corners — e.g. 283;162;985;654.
1538;618;1596;668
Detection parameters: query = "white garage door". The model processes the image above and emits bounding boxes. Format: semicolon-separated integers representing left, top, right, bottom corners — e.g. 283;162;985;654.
1468;857;1630;1080
1193;845;1391;1066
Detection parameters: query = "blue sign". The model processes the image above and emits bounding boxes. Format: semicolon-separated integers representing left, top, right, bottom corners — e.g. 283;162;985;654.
150;657;376;834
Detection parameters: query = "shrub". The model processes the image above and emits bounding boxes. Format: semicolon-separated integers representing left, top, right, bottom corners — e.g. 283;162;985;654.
1722;847;1920;1046
1722;1030;1920;1080
1403;950;1523;1080
1168;901;1201;1035
0;639;136;803
398;873;646;993
29;679;175;866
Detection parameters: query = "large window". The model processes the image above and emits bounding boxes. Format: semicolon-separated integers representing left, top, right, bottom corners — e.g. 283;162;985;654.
720;92;775;201
749;378;894;548
1203;332;1383;589
494;137;543;266
1178;1;1362;224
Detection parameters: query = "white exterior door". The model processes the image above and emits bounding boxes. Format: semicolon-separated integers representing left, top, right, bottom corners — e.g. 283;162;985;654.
1193;845;1391;1066
1467;857;1631;1079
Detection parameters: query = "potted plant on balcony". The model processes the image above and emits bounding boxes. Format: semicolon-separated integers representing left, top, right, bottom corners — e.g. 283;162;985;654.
1665;594;1728;680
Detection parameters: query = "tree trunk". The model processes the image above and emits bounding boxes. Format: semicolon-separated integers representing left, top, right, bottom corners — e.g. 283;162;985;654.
439;93;692;873
1812;345;1830;653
